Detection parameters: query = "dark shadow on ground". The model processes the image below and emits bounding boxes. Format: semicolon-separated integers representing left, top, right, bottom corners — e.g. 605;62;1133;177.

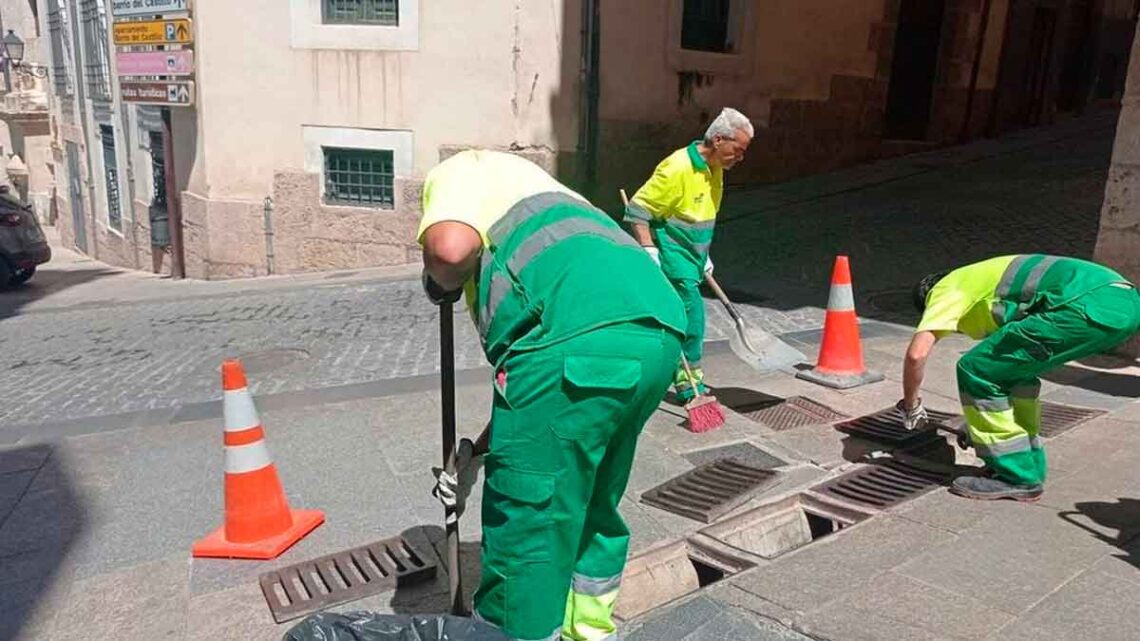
0;265;120;323
1060;498;1140;571
0;443;86;640
387;524;482;616
1041;359;1140;398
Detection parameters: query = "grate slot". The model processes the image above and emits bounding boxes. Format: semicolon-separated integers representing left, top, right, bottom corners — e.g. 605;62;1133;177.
1038;402;1106;438
835;406;961;446
259;535;437;623
736;396;849;431
641;460;780;523
812;459;950;510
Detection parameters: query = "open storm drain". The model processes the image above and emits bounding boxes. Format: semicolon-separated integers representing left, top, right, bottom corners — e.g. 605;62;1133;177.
259;536;437;623
1039;402;1106;438
641;460;781;523
811;459;949;510
836;405;960;446
735;396;849;431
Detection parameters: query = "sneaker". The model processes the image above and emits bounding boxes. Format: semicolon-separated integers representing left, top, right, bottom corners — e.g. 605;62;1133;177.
950;476;1043;502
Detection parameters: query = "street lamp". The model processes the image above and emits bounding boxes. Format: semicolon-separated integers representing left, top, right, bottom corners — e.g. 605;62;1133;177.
0;30;23;66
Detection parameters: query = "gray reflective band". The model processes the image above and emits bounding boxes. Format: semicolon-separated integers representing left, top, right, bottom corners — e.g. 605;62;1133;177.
991;302;1006;326
481;273;511;335
624;202;653;222
572;572;623;596
507;217;638;275
669;218;716;231
1012;382;1041;399
488;192;589;245
472;611;561;641
691;241;712;254
1031;435;1044;449
827;284;855;312
1021;256;1059;301
974;436;1033;458
996;255;1031;298
960;392;1012;413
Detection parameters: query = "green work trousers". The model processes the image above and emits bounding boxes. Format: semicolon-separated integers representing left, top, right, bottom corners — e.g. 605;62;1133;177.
957;284;1140;486
474;320;682;641
670;278;706;400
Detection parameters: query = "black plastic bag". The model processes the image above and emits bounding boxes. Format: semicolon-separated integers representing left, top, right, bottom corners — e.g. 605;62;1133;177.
283;611;511;641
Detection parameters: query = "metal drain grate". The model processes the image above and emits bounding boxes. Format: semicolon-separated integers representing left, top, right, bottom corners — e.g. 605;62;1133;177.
1039;402;1106;438
259;535;437;623
736;396;849;431
812;459;949;510
641;460;781;523
835;406;960;446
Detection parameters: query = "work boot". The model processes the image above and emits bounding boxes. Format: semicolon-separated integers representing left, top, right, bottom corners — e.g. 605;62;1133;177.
673;366;708;404
950;476;1043;502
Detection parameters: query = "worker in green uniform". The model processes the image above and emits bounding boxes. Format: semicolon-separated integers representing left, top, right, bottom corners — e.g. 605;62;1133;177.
419;150;686;641
624;108;753;403
901;255;1140;501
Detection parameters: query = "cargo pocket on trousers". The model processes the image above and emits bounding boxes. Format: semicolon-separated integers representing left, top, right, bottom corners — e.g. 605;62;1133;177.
484;467;556;563
550;355;642;440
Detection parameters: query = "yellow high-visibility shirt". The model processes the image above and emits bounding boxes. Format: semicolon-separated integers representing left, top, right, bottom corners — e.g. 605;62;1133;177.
916;256;1018;339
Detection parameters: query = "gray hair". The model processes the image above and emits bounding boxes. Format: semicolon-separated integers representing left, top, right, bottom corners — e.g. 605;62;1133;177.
704;107;754;142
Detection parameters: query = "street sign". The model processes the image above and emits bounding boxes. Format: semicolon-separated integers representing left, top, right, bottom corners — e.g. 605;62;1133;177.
113;18;192;46
111;0;190;18
120;80;195;106
116;50;194;76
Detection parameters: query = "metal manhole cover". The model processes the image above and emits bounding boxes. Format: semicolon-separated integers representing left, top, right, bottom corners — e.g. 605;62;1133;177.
684;442;786;469
736;396;849;431
235;348;311;375
1039;402;1106;438
259;535;437;623
812;459;949;510
835;406;960;446
641;460;781;523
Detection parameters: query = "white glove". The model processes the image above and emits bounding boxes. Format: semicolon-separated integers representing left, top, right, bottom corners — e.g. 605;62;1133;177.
704;256;714;276
432;438;483;518
642;245;660;266
896;399;928;431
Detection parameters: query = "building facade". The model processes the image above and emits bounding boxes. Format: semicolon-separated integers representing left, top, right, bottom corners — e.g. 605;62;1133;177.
3;0;1136;279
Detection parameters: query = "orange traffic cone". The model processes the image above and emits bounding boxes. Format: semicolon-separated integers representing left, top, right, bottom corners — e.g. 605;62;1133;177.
192;360;324;559
796;256;884;389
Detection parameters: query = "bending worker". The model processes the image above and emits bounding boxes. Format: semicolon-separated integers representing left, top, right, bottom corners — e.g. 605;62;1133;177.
900;254;1140;501
624;107;753;402
419;150;686;641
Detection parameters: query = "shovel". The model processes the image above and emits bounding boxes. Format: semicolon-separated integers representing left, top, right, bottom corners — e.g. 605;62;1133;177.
703;273;806;373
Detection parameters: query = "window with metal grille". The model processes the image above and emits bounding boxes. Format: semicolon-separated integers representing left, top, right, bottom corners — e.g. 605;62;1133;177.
323;147;395;208
100;125;121;231
80;0;112;101
47;0;74;95
323;0;399;25
681;0;742;53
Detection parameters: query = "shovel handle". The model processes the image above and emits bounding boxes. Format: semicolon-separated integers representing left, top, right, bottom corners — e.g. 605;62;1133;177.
438;302;466;616
704;273;744;322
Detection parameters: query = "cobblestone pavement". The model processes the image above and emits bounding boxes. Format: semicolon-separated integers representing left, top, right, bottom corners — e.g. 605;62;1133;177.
0;111;1117;430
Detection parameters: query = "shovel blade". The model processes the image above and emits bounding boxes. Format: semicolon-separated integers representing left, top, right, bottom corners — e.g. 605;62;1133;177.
729;328;806;373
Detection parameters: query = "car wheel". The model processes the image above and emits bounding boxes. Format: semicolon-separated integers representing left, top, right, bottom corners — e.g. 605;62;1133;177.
11;266;35;285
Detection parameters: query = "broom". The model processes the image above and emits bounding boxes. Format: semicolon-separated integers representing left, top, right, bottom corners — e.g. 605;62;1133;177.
620;189;725;433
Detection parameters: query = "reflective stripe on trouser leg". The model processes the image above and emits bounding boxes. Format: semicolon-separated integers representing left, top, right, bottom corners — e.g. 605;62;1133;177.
673;279;705;364
959;371;1045;486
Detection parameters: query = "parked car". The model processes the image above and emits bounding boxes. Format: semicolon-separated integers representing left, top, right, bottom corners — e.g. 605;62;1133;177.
0;186;50;287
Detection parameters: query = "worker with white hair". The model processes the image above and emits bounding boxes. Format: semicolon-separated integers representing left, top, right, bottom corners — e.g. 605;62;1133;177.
624;107;754;402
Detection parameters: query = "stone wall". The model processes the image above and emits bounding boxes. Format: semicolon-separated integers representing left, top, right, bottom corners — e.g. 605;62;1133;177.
1094;21;1140;356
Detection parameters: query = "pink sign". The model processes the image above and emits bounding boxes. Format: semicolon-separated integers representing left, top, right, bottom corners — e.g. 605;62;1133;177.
116;50;194;77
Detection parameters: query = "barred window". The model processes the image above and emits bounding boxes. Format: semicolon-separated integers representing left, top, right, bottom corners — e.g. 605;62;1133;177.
323;147;395;208
150;131;167;211
80;0;112;101
100;125;121;231
47;0;74;95
323;0;399;25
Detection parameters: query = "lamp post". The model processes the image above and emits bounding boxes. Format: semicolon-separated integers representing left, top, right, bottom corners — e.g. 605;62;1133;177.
0;29;48;93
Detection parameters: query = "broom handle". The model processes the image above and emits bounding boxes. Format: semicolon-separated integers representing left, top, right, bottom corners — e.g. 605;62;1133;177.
439;302;465;616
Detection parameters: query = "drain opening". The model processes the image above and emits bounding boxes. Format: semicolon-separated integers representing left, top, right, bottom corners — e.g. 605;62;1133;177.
734;396;850;431
641;460;781;523
615;537;755;621
1039;402;1106;438
836;405;961;446
812;459;950;510
699;493;872;560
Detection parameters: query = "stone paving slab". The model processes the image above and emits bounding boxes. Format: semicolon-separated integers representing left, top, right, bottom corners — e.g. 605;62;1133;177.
995;569;1140;641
